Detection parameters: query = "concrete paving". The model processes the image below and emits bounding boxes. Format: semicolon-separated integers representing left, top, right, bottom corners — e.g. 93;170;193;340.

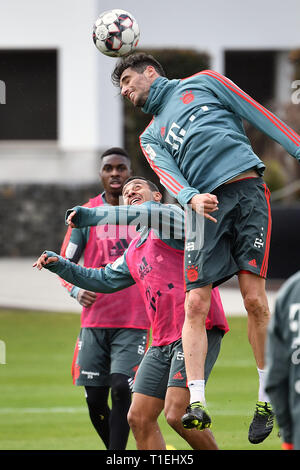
0;257;282;316
0;257;81;314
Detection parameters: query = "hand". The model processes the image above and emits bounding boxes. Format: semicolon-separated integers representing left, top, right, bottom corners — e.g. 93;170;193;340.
77;289;97;307
33;252;58;270
189;193;219;223
66;210;78;228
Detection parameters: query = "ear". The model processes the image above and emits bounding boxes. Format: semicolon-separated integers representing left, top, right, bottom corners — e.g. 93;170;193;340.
144;65;159;80
153;191;162;202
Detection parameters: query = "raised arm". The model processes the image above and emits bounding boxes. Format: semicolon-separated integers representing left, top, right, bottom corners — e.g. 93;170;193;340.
199;70;300;160
65;201;186;240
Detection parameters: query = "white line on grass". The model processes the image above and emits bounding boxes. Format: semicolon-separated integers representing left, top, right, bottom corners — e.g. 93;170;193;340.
0;407;87;414
0;406;253;416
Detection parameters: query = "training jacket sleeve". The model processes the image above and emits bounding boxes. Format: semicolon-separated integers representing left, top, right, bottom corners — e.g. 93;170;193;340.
59;225;89;299
139;133;200;206
65;202;185;240
43;250;136;293
199;70;300;160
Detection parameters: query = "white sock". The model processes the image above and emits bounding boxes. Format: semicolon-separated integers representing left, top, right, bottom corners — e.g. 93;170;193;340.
257;368;270;403
188;380;206;405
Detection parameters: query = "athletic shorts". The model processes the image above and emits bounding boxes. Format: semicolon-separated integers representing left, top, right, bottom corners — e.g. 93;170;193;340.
184;177;272;290
133;327;224;400
71;327;149;387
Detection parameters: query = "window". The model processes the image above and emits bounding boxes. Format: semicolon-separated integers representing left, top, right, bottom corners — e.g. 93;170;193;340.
0;49;57;140
225;50;276;104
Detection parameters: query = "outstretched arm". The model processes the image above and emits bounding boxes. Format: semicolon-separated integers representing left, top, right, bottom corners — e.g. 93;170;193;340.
200;70;300;160
33;250;135;293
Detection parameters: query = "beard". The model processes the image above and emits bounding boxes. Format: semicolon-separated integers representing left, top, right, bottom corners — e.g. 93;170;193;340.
131;89;149;108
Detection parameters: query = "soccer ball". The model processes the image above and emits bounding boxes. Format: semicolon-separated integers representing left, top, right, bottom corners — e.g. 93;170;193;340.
93;9;140;57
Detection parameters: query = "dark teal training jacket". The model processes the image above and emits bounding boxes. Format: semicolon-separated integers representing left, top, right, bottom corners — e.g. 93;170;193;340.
140;70;300;206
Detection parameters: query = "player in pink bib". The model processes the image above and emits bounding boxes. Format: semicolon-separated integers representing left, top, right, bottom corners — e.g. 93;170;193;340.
59;150;150;450
34;177;229;450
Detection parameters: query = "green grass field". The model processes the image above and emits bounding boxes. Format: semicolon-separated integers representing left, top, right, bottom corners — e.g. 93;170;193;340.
0;309;280;451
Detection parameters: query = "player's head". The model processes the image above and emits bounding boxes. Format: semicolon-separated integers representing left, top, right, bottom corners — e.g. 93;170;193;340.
122;176;162;205
99;147;132;196
111;53;166;107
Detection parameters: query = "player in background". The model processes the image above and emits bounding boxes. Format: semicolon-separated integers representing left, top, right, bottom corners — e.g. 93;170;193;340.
265;270;300;450
59;148;150;450
33;177;229;450
111;52;300;443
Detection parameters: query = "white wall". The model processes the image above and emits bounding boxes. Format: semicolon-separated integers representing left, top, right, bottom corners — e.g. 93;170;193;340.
0;0;123;151
97;0;300;66
0;0;299;182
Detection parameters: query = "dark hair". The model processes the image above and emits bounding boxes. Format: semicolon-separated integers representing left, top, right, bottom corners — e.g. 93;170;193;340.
122;176;160;193
111;52;166;87
100;147;130;160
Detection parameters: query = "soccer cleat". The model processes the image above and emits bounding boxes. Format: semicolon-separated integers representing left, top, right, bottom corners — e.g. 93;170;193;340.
181;402;212;430
248;401;274;444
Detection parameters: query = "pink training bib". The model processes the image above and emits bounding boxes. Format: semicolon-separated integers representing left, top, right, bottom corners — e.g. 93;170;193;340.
79;194;149;329
126;230;229;346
